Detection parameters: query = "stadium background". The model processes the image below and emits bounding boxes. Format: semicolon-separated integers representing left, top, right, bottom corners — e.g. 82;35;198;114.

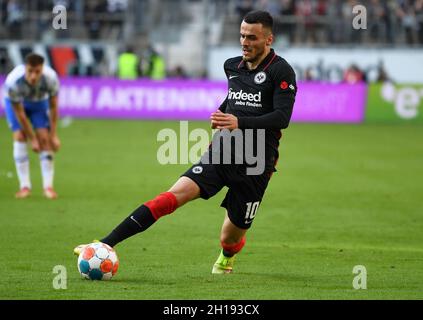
0;0;422;300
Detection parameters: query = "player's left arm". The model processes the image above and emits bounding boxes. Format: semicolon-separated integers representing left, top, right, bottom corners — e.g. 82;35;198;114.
237;63;297;130
47;72;61;152
211;63;297;130
49;95;61;152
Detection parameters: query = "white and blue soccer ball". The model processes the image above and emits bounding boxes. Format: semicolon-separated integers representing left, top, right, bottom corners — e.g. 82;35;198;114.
77;242;119;280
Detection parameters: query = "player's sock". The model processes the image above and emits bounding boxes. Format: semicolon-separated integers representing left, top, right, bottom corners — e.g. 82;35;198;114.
221;236;246;257
101;192;178;247
39;151;54;189
13;141;31;189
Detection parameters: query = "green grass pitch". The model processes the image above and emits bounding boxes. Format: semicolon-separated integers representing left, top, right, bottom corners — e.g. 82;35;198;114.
0;119;422;299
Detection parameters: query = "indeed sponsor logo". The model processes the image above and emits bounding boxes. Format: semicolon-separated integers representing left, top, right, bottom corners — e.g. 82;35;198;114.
228;88;262;107
228;88;261;102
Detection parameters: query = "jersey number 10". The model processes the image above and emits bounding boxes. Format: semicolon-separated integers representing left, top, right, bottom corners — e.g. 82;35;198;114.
245;201;260;222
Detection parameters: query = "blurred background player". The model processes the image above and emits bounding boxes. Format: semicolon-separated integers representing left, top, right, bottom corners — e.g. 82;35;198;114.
3;53;60;199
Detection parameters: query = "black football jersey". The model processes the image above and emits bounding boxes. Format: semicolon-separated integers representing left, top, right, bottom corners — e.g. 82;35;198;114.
217;48;297;172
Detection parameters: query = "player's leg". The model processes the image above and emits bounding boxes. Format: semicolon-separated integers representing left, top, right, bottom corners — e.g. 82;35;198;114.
74;162;224;255
220;213;247;254
97;176;201;248
94;162;225;249
5;98;32;198
212;213;247;274
12;130;32;198
212;171;270;274
29;100;57;199
35;128;57;199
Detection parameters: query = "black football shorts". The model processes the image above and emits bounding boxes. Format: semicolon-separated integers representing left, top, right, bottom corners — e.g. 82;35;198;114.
182;162;271;229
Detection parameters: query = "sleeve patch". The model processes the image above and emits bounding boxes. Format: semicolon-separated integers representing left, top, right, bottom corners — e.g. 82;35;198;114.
280;81;295;91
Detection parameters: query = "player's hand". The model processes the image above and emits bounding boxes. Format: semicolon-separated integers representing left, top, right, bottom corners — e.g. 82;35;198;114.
50;134;61;152
210;110;239;130
30;138;40;153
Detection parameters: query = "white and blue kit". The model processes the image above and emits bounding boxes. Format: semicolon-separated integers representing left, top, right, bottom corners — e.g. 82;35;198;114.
3;65;59;132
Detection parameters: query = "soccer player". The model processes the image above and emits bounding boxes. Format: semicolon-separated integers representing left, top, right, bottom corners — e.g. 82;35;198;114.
75;10;297;273
3;53;60;199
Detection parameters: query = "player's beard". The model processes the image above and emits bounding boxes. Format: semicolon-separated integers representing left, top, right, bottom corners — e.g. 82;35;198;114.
242;47;264;64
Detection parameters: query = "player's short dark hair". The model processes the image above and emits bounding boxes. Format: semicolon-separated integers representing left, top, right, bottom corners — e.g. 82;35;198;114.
25;53;45;67
243;10;273;32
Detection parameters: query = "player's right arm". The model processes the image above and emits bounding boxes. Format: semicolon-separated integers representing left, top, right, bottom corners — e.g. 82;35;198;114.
211;96;228;129
12;102;40;152
211;59;230;129
6;79;41;152
45;68;61;152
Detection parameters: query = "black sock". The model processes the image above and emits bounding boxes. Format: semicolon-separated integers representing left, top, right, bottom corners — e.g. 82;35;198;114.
101;205;156;247
222;250;234;258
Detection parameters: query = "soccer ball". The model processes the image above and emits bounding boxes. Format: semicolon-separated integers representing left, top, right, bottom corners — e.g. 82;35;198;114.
77;242;119;280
